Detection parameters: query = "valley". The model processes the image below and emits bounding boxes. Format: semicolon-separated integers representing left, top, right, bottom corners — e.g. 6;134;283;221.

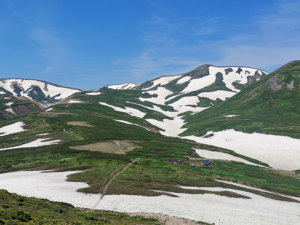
0;62;299;224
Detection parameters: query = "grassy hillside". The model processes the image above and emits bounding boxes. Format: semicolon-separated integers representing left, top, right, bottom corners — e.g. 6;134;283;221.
1;89;299;199
183;60;300;138
0;189;160;224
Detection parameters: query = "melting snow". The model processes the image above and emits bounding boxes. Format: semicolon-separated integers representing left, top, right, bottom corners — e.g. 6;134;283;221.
0;170;299;225
146;117;186;137
69;100;83;104
45;108;53;112
99;102;146;118
176;76;191;84
198;90;236;101
5;108;15;114
139;87;173;105
5;102;13;106
0;122;26;136
85;92;101;95
185;130;300;170
224;114;239;118
108;83;137;90
142;75;181;90
0;138;60;151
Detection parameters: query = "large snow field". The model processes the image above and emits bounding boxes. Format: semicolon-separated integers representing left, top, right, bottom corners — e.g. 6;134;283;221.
194;148;263;167
185;129;300;170
99;102;146;118
0;170;299;225
0;122;26;136
114;119;149;131
0;138;60;151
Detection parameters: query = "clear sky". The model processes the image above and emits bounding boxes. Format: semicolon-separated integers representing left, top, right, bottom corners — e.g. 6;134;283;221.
0;0;299;89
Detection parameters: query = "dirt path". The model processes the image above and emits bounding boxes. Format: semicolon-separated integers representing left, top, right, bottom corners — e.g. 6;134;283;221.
93;158;139;209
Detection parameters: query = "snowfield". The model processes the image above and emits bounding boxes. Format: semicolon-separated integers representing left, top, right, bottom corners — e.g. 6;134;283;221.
0;138;60;151
0;170;299;225
185;130;300;170
0;79;79;100
143;75;181;90
224;114;239;118
85;91;101;95
108;83;137;90
146;117;186;137
99;102;146;118
69;100;83;104
198;90;236;101
176;76;191;84
139;87;173;105
0;122;26;136
5;108;15;114
194;148;264;167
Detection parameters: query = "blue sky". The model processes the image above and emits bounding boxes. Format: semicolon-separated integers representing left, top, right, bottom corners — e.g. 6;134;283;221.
0;0;299;89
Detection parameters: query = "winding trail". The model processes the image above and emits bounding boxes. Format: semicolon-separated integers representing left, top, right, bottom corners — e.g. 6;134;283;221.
93;158;139;209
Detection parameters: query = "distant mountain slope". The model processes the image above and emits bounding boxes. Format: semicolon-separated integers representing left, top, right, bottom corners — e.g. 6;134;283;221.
0;78;81;106
0;92;43;121
183;60;300;138
104;65;268;137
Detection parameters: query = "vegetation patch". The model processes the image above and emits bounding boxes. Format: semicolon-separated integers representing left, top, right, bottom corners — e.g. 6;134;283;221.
67;121;94;127
70;140;139;154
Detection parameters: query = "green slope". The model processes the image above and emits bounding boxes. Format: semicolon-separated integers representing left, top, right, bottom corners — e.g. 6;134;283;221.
183;60;300;138
0;190;160;224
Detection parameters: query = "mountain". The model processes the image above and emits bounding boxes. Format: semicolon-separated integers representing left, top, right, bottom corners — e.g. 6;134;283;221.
184;60;300;138
0;92;44;121
104;65;268;137
0;63;300;225
0;78;81;106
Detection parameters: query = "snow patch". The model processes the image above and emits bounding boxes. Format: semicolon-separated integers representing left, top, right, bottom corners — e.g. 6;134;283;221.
5;102;13;106
146;117;186;137
198;90;236;101
0;122;26;136
0;138;60;151
185;130;300;170
176;76;191;84
108;83;137;90
5;108;15;114
85;92;101;95
224;114;239;118
69;100;83;104
139;87;173;105
114;119;149;131
99;102;146;118
45;108;53;112
143;75;181;90
0;170;299;225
